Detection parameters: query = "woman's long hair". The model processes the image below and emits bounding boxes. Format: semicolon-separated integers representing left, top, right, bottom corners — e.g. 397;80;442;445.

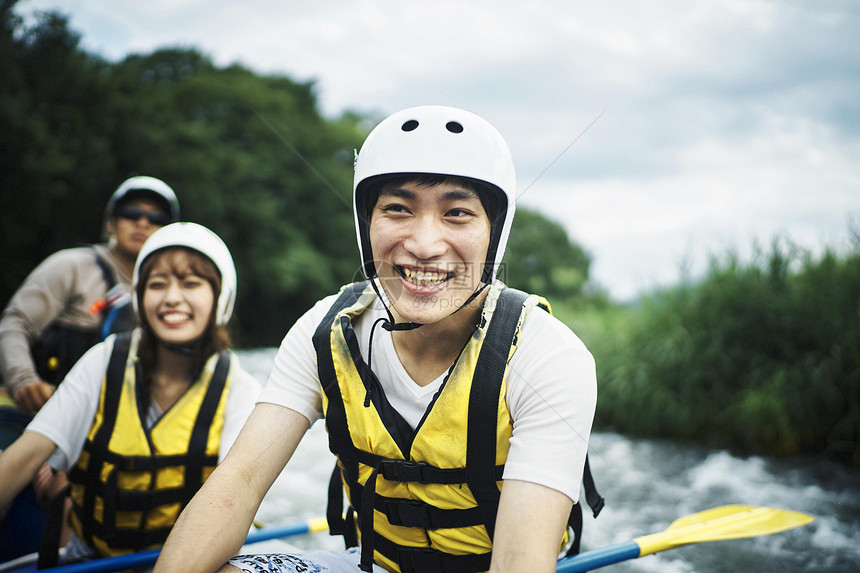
134;247;231;385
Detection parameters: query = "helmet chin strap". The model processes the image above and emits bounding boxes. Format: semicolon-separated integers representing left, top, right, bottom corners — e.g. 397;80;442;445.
363;276;491;408
159;339;201;355
156;325;209;357
368;275;491;332
448;281;490;317
158;333;208;386
368;278;422;332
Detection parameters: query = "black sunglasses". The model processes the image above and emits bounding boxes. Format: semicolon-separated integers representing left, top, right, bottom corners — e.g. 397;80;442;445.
116;205;171;226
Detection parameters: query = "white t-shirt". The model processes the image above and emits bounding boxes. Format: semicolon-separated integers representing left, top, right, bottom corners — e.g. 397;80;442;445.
27;334;262;471
258;284;597;503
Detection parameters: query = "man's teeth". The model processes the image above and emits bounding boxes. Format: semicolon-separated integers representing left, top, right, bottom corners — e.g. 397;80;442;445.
402;267;449;286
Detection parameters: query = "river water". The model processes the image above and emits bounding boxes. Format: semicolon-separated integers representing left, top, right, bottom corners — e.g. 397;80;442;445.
237;348;860;572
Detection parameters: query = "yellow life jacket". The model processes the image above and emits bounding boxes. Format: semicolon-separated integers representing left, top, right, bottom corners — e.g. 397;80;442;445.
315;281;549;573
67;330;232;557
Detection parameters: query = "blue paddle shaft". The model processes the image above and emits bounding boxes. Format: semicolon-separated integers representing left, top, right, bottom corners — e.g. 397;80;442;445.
556;540;642;573
30;522;315;573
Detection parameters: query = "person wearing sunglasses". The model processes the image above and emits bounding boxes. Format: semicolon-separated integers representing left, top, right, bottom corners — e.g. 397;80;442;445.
0;176;179;561
1;176;180;414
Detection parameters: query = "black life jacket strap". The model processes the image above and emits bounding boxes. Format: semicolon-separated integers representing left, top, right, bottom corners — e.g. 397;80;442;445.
182;351;230;509
564;454;606;556
72;331;131;548
583;455;605;517
358;464;382;572
315;283;368;537
36;484;70;569
356;449;504;485
326;463;358;548
466;287;529;541
376;496;484;529
91;246;118;292
81;520;172;549
96;451;218;472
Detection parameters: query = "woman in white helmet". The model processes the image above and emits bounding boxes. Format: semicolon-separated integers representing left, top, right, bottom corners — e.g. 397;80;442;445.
156;106;598;573
0;223;261;565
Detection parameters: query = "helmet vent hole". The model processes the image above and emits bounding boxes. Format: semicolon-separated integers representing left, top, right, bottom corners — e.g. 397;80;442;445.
402;120;419;132
446;121;464;134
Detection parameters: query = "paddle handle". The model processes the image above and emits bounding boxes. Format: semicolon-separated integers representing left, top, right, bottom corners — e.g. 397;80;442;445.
556;541;641;573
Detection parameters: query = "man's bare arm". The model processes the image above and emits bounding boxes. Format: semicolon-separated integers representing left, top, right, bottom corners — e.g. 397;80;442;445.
489;479;573;573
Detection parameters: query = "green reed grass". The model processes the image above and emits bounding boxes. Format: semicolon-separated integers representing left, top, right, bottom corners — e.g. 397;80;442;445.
560;232;860;468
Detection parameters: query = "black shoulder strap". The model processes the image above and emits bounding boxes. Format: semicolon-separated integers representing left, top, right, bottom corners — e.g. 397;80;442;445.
314;283;367;542
467;289;606;553
182;351;231;502
466;287;529;541
91;246;117;290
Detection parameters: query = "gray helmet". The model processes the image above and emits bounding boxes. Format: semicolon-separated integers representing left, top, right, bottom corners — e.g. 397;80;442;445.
104;176;180;227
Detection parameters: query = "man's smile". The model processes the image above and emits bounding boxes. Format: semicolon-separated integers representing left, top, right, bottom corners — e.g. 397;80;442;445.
397;265;455;287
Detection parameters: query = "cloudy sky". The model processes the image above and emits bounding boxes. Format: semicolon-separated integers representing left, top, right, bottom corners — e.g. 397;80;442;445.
19;0;860;301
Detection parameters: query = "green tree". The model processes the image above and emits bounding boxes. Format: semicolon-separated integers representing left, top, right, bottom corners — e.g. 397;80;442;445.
103;49;363;344
502;208;594;305
1;1;118;302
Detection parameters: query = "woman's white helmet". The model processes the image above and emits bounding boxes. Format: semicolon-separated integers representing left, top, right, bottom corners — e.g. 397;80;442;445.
353;105;516;283
104;176;180;226
132;222;237;327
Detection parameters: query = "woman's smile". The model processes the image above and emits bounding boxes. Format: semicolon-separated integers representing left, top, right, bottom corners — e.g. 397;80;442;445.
157;309;193;327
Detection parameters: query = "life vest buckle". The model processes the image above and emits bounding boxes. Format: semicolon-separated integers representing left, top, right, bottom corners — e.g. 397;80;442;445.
379;460;431;484
397;547;443;573
383;499;431;528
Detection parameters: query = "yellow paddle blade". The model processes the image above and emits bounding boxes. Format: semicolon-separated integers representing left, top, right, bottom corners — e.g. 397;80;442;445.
635;504;814;556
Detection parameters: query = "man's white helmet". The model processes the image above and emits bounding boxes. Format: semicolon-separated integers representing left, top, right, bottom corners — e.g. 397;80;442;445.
353;105;516;283
104;176;180;225
132;223;237;327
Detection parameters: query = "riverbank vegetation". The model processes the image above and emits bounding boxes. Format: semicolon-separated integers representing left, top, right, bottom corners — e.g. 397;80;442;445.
2;3;856;468
558;236;860;469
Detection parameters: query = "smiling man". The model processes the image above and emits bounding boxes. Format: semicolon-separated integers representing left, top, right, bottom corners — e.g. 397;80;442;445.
156;106;598;573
